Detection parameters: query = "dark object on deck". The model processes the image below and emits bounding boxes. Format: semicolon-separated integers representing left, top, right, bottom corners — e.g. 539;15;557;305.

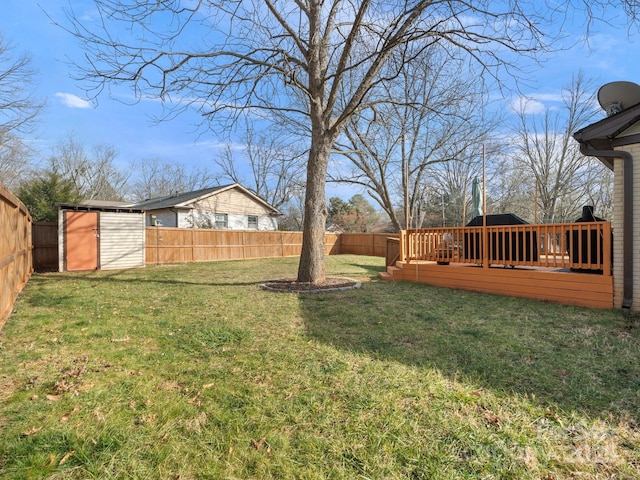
464;213;538;264
568;206;609;271
466;213;528;227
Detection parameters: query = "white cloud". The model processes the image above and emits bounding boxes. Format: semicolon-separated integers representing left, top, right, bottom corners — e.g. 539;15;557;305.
55;93;93;109
510;96;546;115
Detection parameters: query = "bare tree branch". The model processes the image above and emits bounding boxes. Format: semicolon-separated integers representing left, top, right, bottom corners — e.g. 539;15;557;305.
58;0;630;282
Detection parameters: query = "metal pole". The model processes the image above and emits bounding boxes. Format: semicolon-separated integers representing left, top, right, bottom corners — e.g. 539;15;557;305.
404;159;409;229
534;179;538;224
482;144;488;269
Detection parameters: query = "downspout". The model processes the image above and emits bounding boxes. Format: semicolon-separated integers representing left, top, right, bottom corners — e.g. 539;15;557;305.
579;144;633;310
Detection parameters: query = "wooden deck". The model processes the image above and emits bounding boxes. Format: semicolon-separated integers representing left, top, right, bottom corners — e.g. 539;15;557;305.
380;222;614;309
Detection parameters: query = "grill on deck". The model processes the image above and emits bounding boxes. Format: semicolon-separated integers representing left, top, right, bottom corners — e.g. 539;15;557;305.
464;213;538;263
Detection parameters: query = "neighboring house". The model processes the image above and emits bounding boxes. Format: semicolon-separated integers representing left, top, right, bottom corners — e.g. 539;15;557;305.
131;183;281;230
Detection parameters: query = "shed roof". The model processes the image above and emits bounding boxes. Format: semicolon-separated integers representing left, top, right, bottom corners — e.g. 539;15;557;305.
56;203;144;213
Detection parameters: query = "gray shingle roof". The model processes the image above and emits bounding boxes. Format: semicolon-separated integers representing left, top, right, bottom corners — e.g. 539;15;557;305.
129;183;281;215
130;185;233;210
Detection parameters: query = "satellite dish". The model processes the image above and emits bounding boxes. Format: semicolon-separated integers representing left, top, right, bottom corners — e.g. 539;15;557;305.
597;81;640;116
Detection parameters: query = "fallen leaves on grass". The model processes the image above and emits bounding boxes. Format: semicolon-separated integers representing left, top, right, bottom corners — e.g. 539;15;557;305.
110;337;130;343
21;426;42;436
251;437;272;455
61;406;80;423
59;451;75;466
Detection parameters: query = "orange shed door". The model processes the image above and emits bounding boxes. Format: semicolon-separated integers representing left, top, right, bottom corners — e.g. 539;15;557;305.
65;211;99;271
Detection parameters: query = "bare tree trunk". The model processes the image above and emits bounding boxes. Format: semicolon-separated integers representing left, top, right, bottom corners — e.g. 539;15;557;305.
298;132;331;284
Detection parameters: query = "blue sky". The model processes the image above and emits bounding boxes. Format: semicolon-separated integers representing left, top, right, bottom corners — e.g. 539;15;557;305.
3;1;222;173
2;1;640;195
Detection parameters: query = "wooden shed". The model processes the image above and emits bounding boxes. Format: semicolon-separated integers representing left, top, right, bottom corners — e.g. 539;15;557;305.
57;204;145;272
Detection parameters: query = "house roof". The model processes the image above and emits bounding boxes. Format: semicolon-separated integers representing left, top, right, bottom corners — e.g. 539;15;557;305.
573;101;640;169
130;183;281;214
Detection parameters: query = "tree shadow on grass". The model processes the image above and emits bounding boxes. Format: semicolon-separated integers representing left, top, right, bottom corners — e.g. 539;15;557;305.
301;281;640;423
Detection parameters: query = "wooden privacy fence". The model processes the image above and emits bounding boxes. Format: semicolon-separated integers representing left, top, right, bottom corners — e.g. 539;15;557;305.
145;227;395;264
399;221;612;273
0;183;32;327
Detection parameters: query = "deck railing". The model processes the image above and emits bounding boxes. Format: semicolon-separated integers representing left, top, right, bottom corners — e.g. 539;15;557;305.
399;221;612;275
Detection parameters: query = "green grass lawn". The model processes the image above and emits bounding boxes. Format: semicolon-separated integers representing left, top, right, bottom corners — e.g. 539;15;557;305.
1;255;639;479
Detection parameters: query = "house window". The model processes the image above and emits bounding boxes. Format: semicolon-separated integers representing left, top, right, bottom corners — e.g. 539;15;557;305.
248;215;259;229
214;213;228;228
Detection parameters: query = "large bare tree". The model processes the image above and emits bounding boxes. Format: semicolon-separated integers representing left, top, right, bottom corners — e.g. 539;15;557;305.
62;0;625;283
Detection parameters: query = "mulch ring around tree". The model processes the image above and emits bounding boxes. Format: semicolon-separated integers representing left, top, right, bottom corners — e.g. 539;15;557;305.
260;277;361;293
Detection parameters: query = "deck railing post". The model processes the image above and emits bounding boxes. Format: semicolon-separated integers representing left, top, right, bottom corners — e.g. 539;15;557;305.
482;223;489;269
603;222;612;276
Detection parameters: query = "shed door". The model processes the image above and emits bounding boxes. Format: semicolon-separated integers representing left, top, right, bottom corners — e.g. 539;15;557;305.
65;211;99;271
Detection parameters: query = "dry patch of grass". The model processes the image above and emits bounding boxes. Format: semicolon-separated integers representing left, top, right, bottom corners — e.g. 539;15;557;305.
0;256;639;478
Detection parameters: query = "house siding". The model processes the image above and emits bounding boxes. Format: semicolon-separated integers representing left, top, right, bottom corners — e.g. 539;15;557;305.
178;210;277;230
183;188;278;230
144;209;180;227
613;144;640;310
193;189;274;216
139;186;279;231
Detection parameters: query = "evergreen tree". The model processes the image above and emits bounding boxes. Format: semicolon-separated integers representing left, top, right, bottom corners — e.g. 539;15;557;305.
17;172;82;221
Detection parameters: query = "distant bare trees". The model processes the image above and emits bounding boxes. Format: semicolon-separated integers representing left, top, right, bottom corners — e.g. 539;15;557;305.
47;135;129;201
0;131;31;190
129;157;217;201
506;74;608;222
334;48;500;230
213;121;306;210
0;34;43;188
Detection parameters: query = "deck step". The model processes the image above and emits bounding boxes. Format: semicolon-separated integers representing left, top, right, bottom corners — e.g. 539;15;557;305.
380;265;403;281
379;271;393;280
